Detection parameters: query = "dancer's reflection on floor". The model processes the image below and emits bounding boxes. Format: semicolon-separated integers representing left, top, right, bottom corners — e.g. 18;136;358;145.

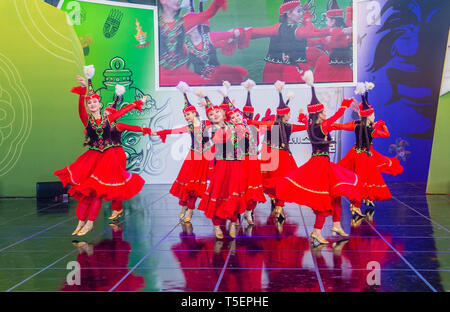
62;222;145;291
169;213;404;292
170;222;229;291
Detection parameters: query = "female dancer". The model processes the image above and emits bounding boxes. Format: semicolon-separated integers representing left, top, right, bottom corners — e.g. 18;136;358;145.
236;0;351;83
258;81;307;220
331;82;402;217
155;81;213;222
73;76;151;222
55;66;148;236
158;0;227;86
275;70;360;245
183;11;248;84
307;0;353;82
196;90;246;239
226;98;266;225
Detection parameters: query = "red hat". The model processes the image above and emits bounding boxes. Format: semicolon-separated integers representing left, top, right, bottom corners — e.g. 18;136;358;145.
303;70;325;114
326;0;343;17
358;82;375;117
241;79;255;113
279;0;301;15
196;89;219;115
177;81;197;114
275;81;293;115
226;99;241;119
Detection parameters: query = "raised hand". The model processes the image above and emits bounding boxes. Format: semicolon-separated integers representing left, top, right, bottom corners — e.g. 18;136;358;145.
76;75;86;87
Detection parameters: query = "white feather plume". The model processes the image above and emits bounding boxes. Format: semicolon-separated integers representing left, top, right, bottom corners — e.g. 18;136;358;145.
302;70;314;87
195;88;206;98
287;91;295;101
354;82;366;95
241;79;256;91
115;84;126;97
222;81;231;89
365;81;375;91
176;81;190;94
83;65;95;79
218;86;228;97
274;80;285;92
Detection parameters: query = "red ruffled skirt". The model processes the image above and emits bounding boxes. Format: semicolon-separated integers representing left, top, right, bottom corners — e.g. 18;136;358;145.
240;155;266;205
276;156;362;215
260;146;298;198
338;148;392;201
170;150;210;204
55;147;145;202
198;160;247;221
370;146;403;176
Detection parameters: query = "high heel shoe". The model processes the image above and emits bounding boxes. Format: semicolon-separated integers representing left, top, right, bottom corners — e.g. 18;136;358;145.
243;211;254;225
72;222;85;236
108;210;124;220
350;204;365;217
366;199;375;207
184;209;194;222
273;206;285;221
310;233;329;246
331;226;349;237
77;222;93;236
351;214;364;227
214;226;224;239
229;222;237;238
179;206;188;219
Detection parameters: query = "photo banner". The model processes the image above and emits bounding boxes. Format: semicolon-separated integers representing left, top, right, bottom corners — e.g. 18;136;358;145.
158;0;355;87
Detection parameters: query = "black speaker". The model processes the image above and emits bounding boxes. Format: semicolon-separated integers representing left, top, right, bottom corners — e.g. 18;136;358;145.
36;181;68;199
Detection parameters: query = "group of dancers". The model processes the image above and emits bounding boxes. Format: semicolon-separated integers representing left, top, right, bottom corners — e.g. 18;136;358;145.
55;61;402;245
158;0;353;86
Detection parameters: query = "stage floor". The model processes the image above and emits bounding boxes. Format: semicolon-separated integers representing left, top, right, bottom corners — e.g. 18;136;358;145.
0;182;449;292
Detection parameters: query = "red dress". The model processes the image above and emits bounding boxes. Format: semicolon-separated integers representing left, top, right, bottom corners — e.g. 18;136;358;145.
275;106;362;215
198;123;248;221
331;120;401;203
55;87;145;202
235;123;266;207
250;119;306;202
157;121;213;207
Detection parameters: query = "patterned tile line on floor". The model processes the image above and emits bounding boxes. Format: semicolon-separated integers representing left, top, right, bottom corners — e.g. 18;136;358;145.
299;205;326;292
108;221;181;292
0;216;77;254
5;249;78;292
363;220;438;292
213;243;234;292
0;202;64;226
5;192;171;291
393;196;450;233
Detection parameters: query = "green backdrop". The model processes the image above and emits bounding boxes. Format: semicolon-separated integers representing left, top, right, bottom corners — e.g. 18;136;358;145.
0;0;84;197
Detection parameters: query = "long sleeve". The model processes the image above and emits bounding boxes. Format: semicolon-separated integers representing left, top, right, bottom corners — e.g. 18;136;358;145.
291;124;307;132
107;100;143;124
373;121;390;138
247;119;274;129
209;31;235;48
322;107;346;134
183;0;226;31
156;126;190;143
322;98;353;133
295;26;331;39
116;123;151;135
246;24;280;39
331;121;356;132
71;86;88;127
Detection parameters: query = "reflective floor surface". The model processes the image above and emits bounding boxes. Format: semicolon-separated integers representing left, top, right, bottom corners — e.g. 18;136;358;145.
0;182;449;292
